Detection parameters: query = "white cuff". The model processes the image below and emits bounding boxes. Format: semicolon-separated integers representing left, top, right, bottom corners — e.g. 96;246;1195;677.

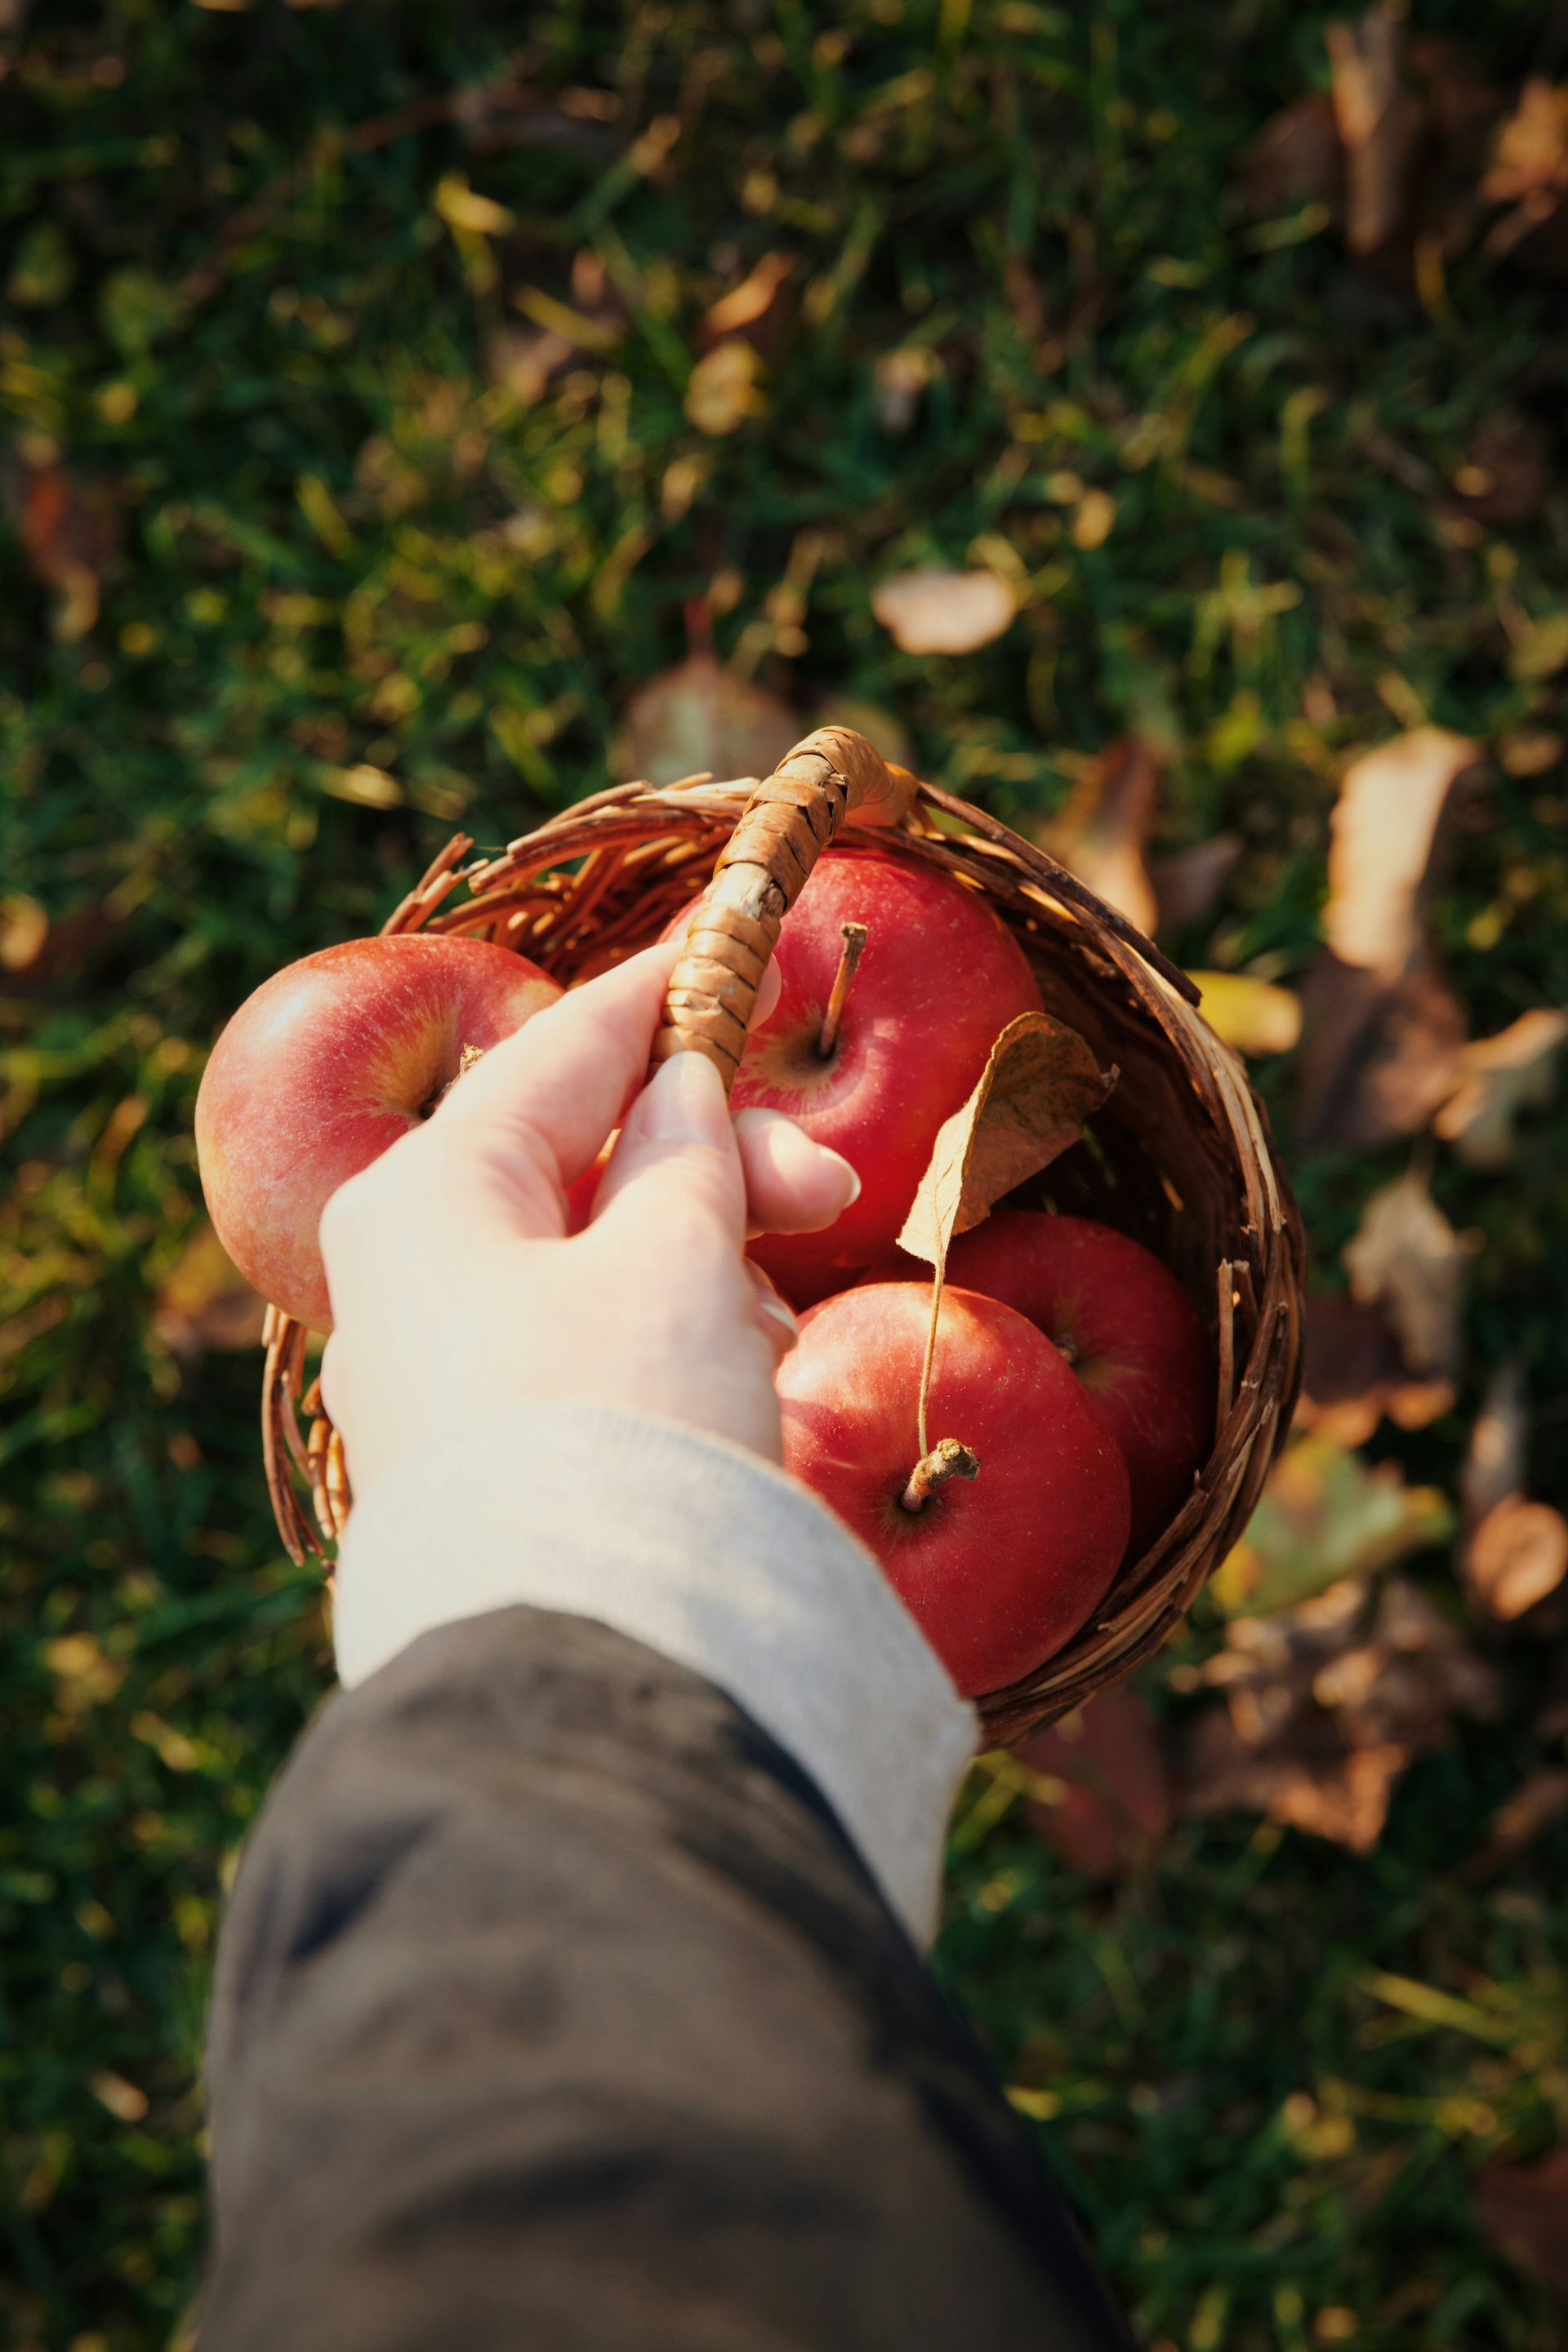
331;1406;978;1944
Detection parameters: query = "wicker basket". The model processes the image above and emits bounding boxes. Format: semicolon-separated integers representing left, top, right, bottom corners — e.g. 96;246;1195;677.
261;728;1304;1746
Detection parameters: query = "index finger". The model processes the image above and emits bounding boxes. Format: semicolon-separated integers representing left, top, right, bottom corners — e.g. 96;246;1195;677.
434;938;684;1187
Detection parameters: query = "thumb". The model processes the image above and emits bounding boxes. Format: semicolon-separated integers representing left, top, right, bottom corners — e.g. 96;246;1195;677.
590;1049;747;1248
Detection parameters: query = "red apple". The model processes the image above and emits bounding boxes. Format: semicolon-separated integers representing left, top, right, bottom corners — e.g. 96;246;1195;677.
777;1283;1130;1697
944;1211;1212;1552
196;935;559;1330
668;849;1041;1303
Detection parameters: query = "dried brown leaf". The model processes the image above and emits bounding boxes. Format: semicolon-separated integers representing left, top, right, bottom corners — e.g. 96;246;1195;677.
1038;738;1160;938
1461;1359;1529;1526
1295;953;1468;1154
1473;2149;1568;2302
871;567;1016;657
14;462;122;641
1326;5;1424;255
1151;833;1241;935
898;1013;1116;1272
1323;728;1480;984
1467;1768;1568;1877
702;252;794;354
1296;1293;1453;1447
1187;1722;1407;1853
1186;1572;1500;1852
1463;1499;1568;1623
1481;81;1568;278
1236;95;1344;220
1018;1683;1174;1877
1432;1007;1568;1168
614;655;799;789
1342;1168;1474;1379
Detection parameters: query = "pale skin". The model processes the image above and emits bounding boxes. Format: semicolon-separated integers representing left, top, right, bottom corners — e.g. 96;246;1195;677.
318;938;859;1500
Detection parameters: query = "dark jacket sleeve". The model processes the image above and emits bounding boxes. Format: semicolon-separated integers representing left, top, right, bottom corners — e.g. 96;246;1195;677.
197;1606;1135;2352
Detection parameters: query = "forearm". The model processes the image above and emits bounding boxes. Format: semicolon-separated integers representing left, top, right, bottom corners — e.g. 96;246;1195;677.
329;1404;978;1944
199;1603;1132;2352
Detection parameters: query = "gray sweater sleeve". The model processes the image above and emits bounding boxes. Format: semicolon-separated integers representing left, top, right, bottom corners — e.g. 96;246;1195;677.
197;1605;1135;2352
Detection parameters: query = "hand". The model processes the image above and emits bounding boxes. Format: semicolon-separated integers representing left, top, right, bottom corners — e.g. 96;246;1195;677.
318;939;858;1501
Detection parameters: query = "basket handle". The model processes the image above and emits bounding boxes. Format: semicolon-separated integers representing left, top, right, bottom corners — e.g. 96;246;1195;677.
651;726;916;1086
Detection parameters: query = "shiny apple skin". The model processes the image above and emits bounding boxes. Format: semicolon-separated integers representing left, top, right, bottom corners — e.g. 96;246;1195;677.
666;849;1041;1302
195;934;559;1330
945;1211;1212;1552
777;1283;1130;1698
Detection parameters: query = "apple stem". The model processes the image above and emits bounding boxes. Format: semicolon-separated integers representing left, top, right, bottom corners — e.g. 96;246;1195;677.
430;1040;485;1116
817;922;868;1058
900;1438;980;1513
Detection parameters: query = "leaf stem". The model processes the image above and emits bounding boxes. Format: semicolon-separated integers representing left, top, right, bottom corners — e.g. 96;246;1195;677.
916;1260;945;1461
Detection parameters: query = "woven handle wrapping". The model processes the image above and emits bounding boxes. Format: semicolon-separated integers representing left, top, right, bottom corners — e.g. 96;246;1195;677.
650;726;917;1085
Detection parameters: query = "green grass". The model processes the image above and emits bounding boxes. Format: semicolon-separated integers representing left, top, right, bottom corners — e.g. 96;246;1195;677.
3;3;1567;2345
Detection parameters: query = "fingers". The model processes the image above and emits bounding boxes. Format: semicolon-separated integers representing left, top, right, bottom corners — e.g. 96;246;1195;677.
746;1258;800;1361
733;1108;860;1236
432;940;782;1189
433;938;684;1187
592;1049;748;1245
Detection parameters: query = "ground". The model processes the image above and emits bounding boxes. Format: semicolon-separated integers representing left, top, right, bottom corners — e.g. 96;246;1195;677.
2;4;1566;2347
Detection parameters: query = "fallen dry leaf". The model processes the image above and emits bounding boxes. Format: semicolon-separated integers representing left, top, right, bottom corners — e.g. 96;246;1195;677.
1466;1768;1568;1877
1212;1432;1453;1619
1295;727;1480;1152
1187;1572;1501;1852
14;461;122;641
487;325;574;403
684;337;764;435
1343;1167;1473;1379
1236;94;1344;221
1460;1359;1528;1526
1018;1682;1174;1877
1294;955;1468;1154
1327;4;1423;255
1481;79;1568;278
1189;971;1303;1058
899;1013;1116;1273
1295;1293;1453;1448
1322;728;1480;985
1473;2149;1568;2302
1432;1007;1567;1168
871;567;1016;657
1151;833;1241;935
1038;738;1159;938
151;1221;268;1356
1463;1499;1568;1623
702;251;794;354
614;655;799;788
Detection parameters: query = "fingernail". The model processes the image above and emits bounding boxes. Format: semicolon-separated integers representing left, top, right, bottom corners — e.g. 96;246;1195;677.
755;1288;800;1351
819;1147;862;1208
641;1049;731;1148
